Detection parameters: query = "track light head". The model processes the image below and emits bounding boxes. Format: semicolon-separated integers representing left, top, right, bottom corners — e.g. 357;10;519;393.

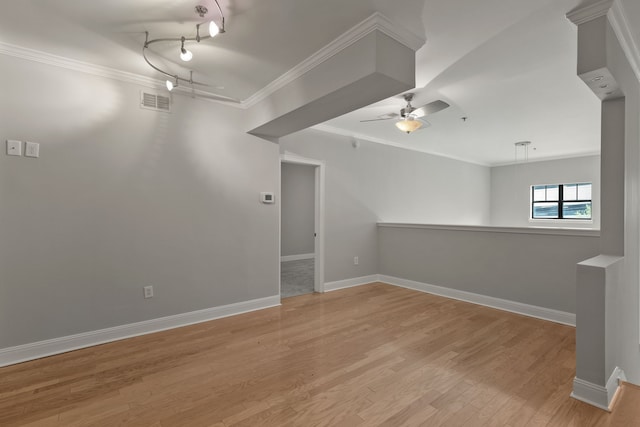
179;37;193;62
209;21;220;37
143;1;226;90
180;48;193;62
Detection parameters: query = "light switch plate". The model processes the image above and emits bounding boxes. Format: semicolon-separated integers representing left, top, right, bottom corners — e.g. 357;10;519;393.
25;141;39;158
6;140;22;156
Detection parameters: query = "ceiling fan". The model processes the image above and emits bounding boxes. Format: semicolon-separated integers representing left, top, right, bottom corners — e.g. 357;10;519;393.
360;93;450;134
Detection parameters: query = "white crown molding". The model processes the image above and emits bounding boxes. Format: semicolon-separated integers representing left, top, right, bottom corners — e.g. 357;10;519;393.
491;150;602;167
311;124;491;167
0;41;159;88
0;41;243;108
311;124;599;168
0;11;424;111
373;12;426;52
608;1;640;82
566;0;614;25
241;12;426;109
0;295;280;367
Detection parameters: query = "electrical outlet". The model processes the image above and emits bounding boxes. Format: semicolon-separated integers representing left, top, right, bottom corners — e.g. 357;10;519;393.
143;286;154;299
354;256;359;265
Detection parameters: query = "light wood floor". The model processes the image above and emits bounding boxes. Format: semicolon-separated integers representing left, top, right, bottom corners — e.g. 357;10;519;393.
1;283;639;426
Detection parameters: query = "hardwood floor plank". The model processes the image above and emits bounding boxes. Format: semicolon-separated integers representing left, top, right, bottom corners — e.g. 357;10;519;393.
1;283;639;426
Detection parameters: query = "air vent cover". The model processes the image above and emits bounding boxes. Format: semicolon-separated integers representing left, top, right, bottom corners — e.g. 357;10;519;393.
140;91;171;112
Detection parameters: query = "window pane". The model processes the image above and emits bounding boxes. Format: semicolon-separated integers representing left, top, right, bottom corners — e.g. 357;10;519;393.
564;184;577;201
577;183;592;200
546;185;559;201
533;186;547;202
533;202;559;218
563;202;592;219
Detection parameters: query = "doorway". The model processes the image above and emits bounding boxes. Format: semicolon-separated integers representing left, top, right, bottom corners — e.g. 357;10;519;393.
280;153;325;299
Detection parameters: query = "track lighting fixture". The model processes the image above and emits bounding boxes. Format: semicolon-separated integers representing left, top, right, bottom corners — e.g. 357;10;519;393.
209;21;220;37
143;1;226;91
179;37;193;62
166;78;177;91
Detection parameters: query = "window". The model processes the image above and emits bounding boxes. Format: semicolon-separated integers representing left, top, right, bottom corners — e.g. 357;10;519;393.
531;183;592;220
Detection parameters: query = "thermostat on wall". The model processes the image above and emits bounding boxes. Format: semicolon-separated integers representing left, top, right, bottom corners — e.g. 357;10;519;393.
260;192;275;204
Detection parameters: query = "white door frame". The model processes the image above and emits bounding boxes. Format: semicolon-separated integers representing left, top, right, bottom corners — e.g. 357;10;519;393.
280;152;325;295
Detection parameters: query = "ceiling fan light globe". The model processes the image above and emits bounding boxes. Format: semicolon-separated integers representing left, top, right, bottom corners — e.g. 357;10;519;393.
166;80;174;91
180;48;193;62
209;21;220;37
396;119;422;134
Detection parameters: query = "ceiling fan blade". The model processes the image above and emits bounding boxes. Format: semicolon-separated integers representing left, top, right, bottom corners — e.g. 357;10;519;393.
412;100;450;118
360;117;393;122
359;112;399;123
416;118;431;129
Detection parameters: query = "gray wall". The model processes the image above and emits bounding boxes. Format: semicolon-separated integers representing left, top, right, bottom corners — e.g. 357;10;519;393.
281;163;315;256
378;225;600;313
279;129;491;282
490;156;600;228
604;21;640;384
0;55;280;348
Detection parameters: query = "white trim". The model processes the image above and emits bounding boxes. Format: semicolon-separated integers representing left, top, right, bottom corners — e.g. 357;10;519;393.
280;153;326;293
377;222;600;237
566;0;614;26
0;295;280;368
0;11;427;110
379;275;576;326
608;1;640;82
324;275;380;292
242;12;425;108
491;150;602;167
0;42;241;107
571;367;625;411
606;366;626;405
310;124;490;167
281;253;315;262
311;125;602;168
322;274;575;325
2;273;587;366
0;42;159;88
372;12;426;52
281;152;324;166
571;378;611;411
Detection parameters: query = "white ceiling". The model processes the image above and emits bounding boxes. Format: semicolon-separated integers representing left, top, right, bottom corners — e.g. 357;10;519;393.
0;0;402;101
1;0;638;166
322;0;606;166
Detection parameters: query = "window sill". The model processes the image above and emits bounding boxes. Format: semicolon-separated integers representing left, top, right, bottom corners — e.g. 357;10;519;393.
528;219;594;226
377;223;600;237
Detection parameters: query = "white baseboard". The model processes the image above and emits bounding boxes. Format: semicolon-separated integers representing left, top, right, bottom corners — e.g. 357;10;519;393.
324;275;380;292
571;367;626;411
0;295;281;368
281;253;315;262
378;275;576;326
0;274;580;367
